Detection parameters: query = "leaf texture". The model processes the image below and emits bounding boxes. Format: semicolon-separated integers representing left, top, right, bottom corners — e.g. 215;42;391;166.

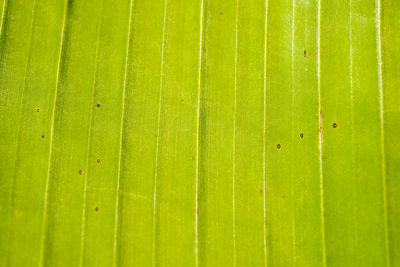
0;0;399;266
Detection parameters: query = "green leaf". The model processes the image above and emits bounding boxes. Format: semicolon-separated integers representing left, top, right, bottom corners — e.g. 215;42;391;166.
0;0;399;266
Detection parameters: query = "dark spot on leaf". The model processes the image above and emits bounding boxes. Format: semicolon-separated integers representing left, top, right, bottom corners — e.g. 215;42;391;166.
304;50;307;57
277;144;281;149
36;109;40;112
94;207;99;211
97;159;100;163
300;133;304;138
220;12;223;15
282;195;286;199
41;134;45;138
79;170;82;175
259;188;263;195
97;104;100;107
181;99;184;103
333;123;337;128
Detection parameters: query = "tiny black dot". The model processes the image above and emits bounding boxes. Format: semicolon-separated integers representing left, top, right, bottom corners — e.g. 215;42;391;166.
277;144;281;149
333;123;337;128
300;133;304;138
97;104;100;107
304;50;307;57
94;207;99;211
36;109;40;112
79;170;82;175
41;134;45;138
97;159;100;163
181;99;184;103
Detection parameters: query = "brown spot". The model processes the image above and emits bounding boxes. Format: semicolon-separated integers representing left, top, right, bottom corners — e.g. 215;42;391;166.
192;157;195;160
333;123;337;128
282;195;286;199
97;104;100;107
220;12;223;15
304;50;307;57
94;207;99;211
79;170;82;175
97;159;100;163
300;133;304;138
277;144;281;149
41;134;45;138
259;188;263;195
181;99;184;103
36;109;40;112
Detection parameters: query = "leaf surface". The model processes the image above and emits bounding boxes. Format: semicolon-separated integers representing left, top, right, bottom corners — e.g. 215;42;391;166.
0;0;399;266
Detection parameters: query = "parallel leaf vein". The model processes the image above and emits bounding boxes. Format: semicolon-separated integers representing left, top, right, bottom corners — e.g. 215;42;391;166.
112;0;135;265
39;0;69;265
78;1;104;265
151;0;168;265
